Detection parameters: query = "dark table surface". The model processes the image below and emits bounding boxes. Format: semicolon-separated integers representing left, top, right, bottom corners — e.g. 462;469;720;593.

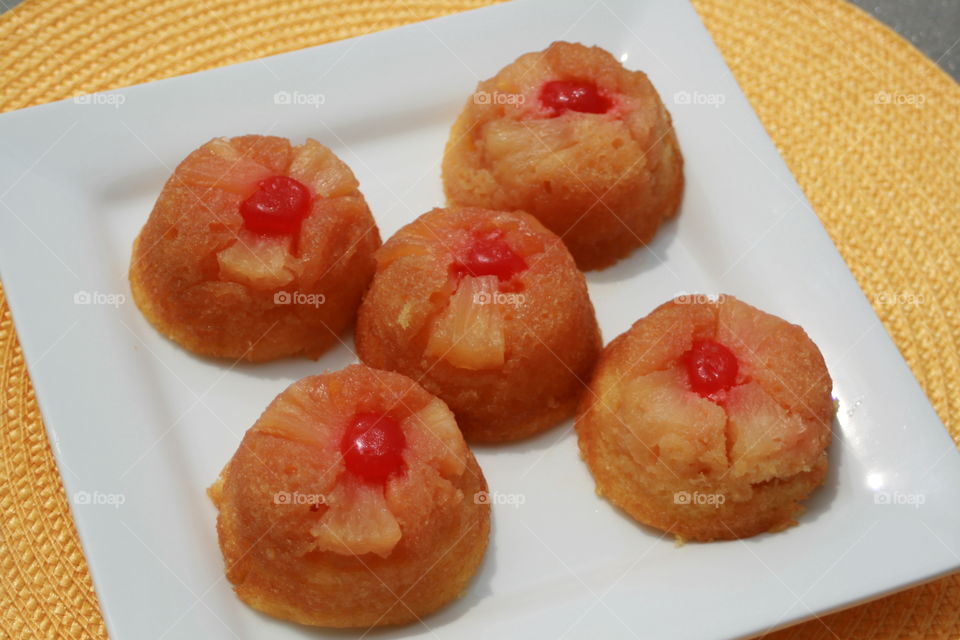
848;0;958;80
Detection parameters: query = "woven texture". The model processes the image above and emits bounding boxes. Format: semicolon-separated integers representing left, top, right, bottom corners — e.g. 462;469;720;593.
0;0;957;638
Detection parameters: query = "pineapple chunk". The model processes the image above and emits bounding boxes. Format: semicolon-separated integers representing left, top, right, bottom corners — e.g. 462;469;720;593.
425;275;505;370
402;398;467;479
217;233;296;288
725;381;821;482
385;460;462;533
311;475;401;558
287;138;359;198
255;377;339;447
375;239;431;271
177;137;274;194
616;368;728;476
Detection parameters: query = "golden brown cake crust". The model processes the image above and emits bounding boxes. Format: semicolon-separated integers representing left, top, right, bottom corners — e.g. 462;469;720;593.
576;296;834;541
129;135;380;362
210;365;490;627
442;41;683;271
355;206;601;443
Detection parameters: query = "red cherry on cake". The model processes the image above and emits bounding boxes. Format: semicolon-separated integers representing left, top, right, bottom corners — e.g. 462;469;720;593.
452;229;528;281
540;80;612;116
683;339;739;397
340;412;406;483
239;175;311;235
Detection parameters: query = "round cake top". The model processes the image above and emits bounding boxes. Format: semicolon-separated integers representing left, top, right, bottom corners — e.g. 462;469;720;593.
450;41;665;126
589;296;834;485
224;365;470;558
152;135;367;290
371;206;587;372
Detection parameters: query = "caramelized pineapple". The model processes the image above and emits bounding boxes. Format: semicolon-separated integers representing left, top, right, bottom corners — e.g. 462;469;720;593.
425;275;506;370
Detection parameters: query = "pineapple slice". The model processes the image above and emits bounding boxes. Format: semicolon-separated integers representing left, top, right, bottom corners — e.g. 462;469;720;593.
177;137;274;194
425;275;505;370
310;475;401;558
375;239;431;271
217;232;297;289
374;209;445;270
725;381;824;482
401;397;467;479
718;298;833;423
255;377;340;448
288;138;359;199
616;368;728;476
385;460;462;533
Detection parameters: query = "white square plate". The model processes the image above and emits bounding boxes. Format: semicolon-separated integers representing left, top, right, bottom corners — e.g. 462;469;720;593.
1;0;958;638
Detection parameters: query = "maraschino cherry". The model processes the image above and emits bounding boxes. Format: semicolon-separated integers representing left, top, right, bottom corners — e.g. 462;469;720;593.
239;175;311;235
340;412;406;483
540;80;611;116
452;229;527;282
683;340;739;397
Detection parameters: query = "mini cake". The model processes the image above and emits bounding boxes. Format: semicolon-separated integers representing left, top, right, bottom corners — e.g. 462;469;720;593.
576;296;833;541
130;135;380;362
209;365;490;627
355;206;601;443
442;41;683;271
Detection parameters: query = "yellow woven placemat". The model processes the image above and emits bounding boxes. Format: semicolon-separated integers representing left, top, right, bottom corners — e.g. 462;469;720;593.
0;0;957;638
